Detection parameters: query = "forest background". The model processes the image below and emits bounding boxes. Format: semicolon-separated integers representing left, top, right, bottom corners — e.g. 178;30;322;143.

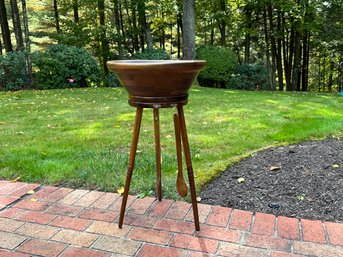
0;0;342;92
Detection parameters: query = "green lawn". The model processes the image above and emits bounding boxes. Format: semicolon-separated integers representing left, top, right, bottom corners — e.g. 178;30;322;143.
1;87;342;200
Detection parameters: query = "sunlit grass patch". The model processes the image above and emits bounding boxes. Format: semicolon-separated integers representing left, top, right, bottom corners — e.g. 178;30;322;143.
0;87;342;200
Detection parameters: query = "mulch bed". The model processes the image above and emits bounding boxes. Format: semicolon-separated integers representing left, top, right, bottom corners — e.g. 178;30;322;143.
200;137;343;222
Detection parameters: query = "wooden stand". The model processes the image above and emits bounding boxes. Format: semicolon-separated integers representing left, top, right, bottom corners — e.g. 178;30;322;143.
118;97;200;231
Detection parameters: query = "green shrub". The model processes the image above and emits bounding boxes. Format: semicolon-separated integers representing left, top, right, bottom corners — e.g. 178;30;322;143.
32;44;100;89
105;72;121;87
227;64;270;90
196;46;238;88
0;51;28;90
132;48;170;60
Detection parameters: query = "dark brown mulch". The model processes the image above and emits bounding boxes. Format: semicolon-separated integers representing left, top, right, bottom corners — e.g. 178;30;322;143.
200;138;343;222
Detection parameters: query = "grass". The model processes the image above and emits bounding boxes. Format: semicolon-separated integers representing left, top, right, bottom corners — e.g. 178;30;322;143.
0;87;342;200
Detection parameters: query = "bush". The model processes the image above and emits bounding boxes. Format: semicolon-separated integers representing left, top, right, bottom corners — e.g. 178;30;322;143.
0;51;28;90
32;44;100;89
132;48;170;60
196;46;238;88
227;64;270;90
104;72;121;87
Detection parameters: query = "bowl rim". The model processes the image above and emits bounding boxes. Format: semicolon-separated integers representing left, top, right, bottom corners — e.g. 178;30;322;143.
107;59;206;66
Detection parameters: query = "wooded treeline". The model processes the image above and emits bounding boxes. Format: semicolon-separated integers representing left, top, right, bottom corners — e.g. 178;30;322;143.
0;0;342;92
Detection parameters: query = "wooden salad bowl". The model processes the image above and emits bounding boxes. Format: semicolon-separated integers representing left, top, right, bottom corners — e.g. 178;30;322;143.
107;60;206;107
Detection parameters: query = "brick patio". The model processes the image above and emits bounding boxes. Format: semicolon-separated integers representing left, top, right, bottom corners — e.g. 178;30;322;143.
0;180;342;257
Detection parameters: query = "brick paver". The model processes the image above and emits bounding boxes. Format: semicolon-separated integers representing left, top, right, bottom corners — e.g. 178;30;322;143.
0;217;25;232
51;229;98;247
79;208;119;222
185;203;212;223
218;242;268;257
277;216;300;240
244;234;291;252
229;209;253;231
90;192;120;209
59;247;110;257
170;234;218;253
49;215;92;230
13;199;51;211
8;183;40;198
45;203;83;217
0;231;27;249
0;249;31;257
252;212;276;236
92;235;141;255
86;220;131;237
301;219;326;244
137;244;184;257
16;211;56;224
128;227;173;245
1;181;342;257
165;201;191;220
206;206;231;227
325;221;343;246
17;239;66;257
196;225;240;243
146;199;174;218
15;222;60;240
154;219;195;234
0;208;24;219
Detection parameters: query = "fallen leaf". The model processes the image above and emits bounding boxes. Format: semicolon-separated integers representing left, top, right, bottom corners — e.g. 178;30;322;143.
332;164;339;168
27;190;35;195
270;166;281;171
30;198;38;202
10;177;21;182
296;193;306;201
237;177;245;183
117;187;125;195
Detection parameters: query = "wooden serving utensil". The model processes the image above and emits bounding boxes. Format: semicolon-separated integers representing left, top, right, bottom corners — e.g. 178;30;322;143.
173;113;187;198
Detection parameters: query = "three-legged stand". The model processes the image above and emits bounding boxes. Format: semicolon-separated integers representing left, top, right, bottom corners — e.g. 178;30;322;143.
118;104;200;231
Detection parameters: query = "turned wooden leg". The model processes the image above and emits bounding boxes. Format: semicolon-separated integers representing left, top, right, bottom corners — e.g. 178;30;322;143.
177;105;200;231
153;108;162;201
118;107;143;228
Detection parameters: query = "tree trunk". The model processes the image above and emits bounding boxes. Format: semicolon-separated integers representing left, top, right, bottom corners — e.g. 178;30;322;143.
132;6;139;52
291;30;301;91
98;0;109;75
177;12;182;59
0;37;2;54
137;0;153;50
21;0;32;86
124;0;136;53
263;7;272;89
302;32;309;91
73;0;79;23
267;3;276;90
10;0;24;50
218;0;226;47
182;0;195;60
113;0;123;58
276;11;284;91
0;0;13;52
282;13;291;90
210;18;214;45
328;58;334;92
53;0;60;33
287;26;295;90
244;5;252;64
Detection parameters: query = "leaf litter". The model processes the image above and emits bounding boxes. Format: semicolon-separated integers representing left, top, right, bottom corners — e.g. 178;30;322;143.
200;138;343;222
